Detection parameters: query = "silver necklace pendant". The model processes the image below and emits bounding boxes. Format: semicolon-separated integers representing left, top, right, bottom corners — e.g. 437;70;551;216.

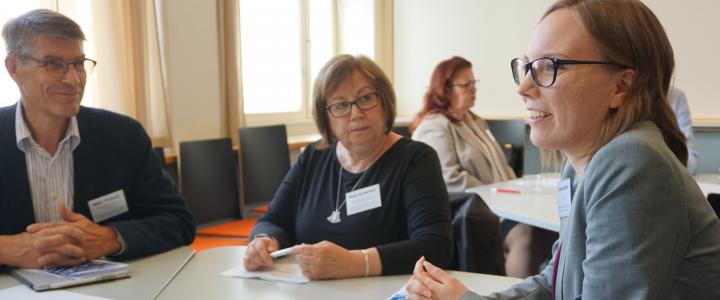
327;210;342;223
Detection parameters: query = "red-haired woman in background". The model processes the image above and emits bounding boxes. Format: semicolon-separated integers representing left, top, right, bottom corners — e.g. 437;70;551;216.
411;56;554;278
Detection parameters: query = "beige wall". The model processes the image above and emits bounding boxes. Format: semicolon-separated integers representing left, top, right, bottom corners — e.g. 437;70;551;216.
645;0;719;121
159;0;720;146
394;0;720;123
394;0;552;119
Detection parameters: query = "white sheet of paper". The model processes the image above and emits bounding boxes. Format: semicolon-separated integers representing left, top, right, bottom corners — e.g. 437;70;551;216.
557;178;572;218
88;190;129;222
221;261;310;284
346;183;382;216
0;285;111;300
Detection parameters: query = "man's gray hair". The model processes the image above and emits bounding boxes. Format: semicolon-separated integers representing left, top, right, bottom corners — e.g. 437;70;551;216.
2;9;85;56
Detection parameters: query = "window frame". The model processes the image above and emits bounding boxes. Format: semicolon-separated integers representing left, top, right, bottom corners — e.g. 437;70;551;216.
242;0;322;127
240;0;387;128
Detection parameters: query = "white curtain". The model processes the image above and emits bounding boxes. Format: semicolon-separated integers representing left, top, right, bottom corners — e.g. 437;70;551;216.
217;0;245;146
60;0;173;147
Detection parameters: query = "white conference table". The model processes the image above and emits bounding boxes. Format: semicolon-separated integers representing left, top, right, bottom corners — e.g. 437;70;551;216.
157;246;522;300
0;246;194;300
466;174;561;232
467;173;720;233
695;173;720;197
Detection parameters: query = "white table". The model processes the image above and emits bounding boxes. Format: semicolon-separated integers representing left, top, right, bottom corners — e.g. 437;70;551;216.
467;173;720;233
0;246;194;300
157;246;522;300
466;174;561;232
695;173;720;197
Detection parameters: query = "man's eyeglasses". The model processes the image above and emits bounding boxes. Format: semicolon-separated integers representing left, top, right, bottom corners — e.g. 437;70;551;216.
511;57;623;87
325;92;380;118
448;80;478;90
22;55;97;78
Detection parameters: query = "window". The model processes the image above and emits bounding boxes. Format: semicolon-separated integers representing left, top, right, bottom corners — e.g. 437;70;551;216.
239;0;303;115
308;0;334;86
239;0;376;125
337;0;375;60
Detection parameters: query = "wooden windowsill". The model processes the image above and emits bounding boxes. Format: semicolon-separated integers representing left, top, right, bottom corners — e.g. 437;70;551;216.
162;134;321;165
287;134;322;150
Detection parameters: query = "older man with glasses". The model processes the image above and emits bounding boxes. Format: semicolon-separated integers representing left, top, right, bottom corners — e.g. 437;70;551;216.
0;9;195;269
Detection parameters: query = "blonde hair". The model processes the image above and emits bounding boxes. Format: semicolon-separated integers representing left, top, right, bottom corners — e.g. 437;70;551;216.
543;0;687;165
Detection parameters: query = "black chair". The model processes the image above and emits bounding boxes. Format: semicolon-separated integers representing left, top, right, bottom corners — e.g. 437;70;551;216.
392;125;411;138
153;146;178;186
448;192;506;275
178;138;255;238
709;193;720;219
152;147;165;162
238;125;291;217
486;119;526;177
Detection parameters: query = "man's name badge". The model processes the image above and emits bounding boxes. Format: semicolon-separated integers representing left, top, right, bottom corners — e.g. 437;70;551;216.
88;190;129;222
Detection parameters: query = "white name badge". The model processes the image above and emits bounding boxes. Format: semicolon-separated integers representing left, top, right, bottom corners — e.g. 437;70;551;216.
88;190;129;223
346;184;382;216
557;178;572;218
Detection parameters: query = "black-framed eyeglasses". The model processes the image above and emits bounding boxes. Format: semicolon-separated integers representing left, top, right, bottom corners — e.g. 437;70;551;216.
325;92;380;118
511;57;622;87
447;79;478;90
22;55;97;78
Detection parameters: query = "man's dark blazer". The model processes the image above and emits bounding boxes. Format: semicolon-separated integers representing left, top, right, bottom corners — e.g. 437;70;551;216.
0;104;196;260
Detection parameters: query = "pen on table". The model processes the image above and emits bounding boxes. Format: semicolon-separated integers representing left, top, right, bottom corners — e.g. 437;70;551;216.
491;188;521;194
270;247;293;258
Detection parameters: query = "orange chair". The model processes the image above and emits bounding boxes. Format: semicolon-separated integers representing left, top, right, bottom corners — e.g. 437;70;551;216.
190;236;247;252
252;204;268;214
196;219;257;237
179;138;256;238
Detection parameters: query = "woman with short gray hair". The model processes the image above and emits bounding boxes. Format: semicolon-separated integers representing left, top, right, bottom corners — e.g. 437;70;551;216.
243;55;453;279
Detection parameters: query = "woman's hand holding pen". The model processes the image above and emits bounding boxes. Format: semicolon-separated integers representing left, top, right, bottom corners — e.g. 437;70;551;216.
243;236;279;271
293;241;365;280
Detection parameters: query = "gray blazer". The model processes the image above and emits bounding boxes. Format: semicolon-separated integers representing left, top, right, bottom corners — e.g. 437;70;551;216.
462;121;720;300
412;114;515;192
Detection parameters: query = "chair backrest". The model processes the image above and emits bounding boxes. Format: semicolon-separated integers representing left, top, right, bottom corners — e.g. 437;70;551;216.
238;125;291;216
486;119;526;177
152;147;165;162
392;125;411;138
709;193;720;219
448;192;506;275
153;146;178;186
179;138;240;224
